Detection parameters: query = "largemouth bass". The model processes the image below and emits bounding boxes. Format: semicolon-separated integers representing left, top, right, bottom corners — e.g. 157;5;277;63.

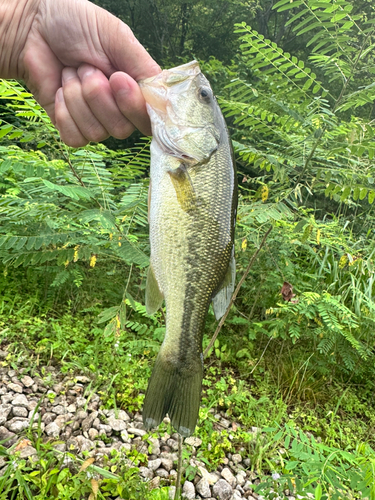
139;61;237;437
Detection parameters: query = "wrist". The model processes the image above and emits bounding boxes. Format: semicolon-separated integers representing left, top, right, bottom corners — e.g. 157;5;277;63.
0;0;40;79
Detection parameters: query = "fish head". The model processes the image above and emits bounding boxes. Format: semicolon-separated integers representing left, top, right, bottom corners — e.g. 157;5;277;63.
139;61;223;164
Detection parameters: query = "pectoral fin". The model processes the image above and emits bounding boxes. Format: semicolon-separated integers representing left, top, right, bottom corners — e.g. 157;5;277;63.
167;164;196;212
212;249;236;320
146;265;164;314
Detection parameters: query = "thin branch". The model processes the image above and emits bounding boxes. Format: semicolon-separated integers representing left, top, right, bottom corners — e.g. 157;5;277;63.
204;226;273;358
249;336;273;375
174;434;183;500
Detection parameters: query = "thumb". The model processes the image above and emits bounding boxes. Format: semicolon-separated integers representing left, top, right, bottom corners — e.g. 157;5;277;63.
95;8;161;81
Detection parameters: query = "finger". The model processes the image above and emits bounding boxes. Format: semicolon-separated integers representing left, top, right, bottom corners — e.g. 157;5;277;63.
110;72;152;136
77;64;135;140
62;67;109;143
55;88;88;148
23;38;64;124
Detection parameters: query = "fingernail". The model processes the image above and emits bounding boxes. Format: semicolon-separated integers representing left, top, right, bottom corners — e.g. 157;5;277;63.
62;67;77;84
56;88;64;103
78;65;98;81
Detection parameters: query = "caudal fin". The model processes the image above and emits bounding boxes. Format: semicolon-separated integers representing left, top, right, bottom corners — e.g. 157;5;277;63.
142;353;203;437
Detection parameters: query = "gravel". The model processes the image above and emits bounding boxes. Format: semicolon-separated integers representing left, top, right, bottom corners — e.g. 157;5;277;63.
0;364;272;499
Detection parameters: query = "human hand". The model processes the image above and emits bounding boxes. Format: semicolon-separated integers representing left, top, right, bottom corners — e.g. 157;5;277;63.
0;0;160;146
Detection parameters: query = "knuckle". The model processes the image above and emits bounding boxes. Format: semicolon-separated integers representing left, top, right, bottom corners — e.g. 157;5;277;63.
84;124;109;143
109;120;134;139
82;78;103;102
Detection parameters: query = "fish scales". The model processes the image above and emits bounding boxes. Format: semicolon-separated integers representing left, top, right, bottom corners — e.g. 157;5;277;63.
140;61;237;436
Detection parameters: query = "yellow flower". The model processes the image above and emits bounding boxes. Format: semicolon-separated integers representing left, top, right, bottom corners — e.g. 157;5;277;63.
316;229;321;245
261;185;269;202
89;255;97;268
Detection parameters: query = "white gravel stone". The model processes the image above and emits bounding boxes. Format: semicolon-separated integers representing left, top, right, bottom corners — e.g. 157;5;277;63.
168;486;176;500
108;416;127;431
76;397;87;407
21;376;34;388
232;453;242;464
12;406;28;417
182;480;196;499
98;424;112;435
220;418;231;428
185;436;202;447
18;446;37;459
88;428;99;440
221;467;236;487
11;394;28;407
196;478;212;498
120;429;130;443
76;410;87;420
148;458;162;471
52;405;66;415
28;410;39;421
149;476;161;489
0;404;12;425
199;466;220;485
236;471;247;486
107;409;130;421
8;383;23;393
45;422;61;437
0;426;16;447
160;457;174;472
7;418;30;433
27;400;38;411
1;394;14;405
127;427;146;437
82;413;97;432
148;436;160;455
155;468;169;479
67;404;76;413
54;415;70;429
243;480;252;491
139;466;153;479
213;479;233;500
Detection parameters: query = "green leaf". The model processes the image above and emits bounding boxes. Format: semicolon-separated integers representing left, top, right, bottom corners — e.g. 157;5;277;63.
97;306;119;324
0;124;13;139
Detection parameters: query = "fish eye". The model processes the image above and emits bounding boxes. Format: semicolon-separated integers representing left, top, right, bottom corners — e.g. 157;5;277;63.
198;87;211;102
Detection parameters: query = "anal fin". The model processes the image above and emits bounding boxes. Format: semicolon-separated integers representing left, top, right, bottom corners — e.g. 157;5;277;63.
145;265;164;315
212;248;236;320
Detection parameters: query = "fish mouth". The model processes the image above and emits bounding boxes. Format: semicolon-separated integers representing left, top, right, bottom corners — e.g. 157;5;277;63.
139;60;201;114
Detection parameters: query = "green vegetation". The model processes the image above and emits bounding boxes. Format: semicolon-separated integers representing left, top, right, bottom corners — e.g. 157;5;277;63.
1;0;375;498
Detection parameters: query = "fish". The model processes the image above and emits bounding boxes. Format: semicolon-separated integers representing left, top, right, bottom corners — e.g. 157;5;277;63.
139;60;237;437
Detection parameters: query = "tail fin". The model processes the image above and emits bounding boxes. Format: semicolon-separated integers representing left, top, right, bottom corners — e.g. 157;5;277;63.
142;352;203;437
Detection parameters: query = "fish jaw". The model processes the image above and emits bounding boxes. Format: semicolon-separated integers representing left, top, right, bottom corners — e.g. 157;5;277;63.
139;61;199;114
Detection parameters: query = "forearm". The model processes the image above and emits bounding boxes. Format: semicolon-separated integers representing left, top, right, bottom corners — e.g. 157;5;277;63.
0;0;40;79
